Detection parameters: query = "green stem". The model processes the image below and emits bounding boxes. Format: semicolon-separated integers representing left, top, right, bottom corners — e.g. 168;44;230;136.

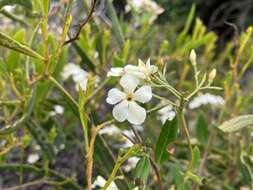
153;94;178;106
100;145;140;190
48;76;78;108
178;104;194;171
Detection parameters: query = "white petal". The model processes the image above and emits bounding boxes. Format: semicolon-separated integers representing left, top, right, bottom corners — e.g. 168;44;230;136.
75;77;88;91
120;74;140;93
146;58;151;67
112;100;128;122
138;59;146;68
124;65;146;79
134;86;152;103
107;67;124;77
106;88;126;105
127;101;146;125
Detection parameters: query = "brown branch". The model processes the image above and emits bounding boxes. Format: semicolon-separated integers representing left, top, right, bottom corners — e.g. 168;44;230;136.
149;157;163;190
64;0;97;45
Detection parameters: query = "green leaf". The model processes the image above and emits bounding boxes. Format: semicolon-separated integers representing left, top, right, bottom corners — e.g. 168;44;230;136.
106;0;124;49
192;146;200;170
133;156;150;183
26;120;55;160
195;112;209;145
219;115;253;132
0;31;44;60
171;163;185;190
176;4;196;47
155;116;178;164
238;152;253;185
0;86;37;135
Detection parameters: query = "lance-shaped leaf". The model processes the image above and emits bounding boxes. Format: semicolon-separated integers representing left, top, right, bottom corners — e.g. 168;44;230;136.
0;31;44;60
155;116;178;164
133;156;150;183
219;115;253;132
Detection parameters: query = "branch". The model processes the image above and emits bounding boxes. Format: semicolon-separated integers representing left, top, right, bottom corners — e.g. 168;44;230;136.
64;0;97;45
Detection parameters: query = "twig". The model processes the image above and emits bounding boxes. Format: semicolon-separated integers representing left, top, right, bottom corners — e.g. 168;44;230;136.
64;0;97;45
149;157;163;190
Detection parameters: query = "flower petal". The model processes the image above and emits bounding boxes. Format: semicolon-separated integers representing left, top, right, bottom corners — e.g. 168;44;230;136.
107;67;124;77
120;74;140;93
112;100;128;122
134;86;152;103
146;58;151;67
127;101;146;125
106;88;126;105
138;59;146;68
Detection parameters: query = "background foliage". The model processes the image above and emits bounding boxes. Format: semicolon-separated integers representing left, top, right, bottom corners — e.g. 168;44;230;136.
0;0;253;190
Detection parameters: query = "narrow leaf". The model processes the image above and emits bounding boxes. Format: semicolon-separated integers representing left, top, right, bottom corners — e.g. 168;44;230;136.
195;112;209;145
192;146;201;170
0;31;44;60
133;156;150;183
219;115;253;132
155;116;178;164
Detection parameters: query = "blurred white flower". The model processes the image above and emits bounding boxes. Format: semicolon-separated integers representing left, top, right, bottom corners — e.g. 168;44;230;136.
49;105;65;116
92;176;118;190
27;153;40;164
126;0;164;15
123;156;140;172
99;124;121;136
157;105;176;124
61;63;89;91
189;93;225;109
107;67;124;77
106;74;152;125
4;5;15;12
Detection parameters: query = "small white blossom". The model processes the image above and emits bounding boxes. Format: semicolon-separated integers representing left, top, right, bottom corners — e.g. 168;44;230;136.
108;58;157;81
61;63;89;91
99;124;121;136
157;105;176;124
106;74;152;125
107;67;124;77
126;0;164;17
49;105;65;116
189;93;225;109
125;58;158;81
92;176;118;190
123;156;140;172
27;153;40;164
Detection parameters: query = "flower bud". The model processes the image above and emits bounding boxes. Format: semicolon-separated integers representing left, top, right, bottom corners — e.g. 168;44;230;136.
208;69;216;82
190;49;197;66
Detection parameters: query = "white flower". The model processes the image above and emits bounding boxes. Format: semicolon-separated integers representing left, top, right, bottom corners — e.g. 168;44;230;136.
49;105;65;116
126;0;164;15
189;93;225;109
123;156;140;172
92;176;118;190
27;153;40;164
108;58;158;81
61;63;89;91
157;105;176;124
106;74;152;125
107;67;124;77
99;124;121;136
125;58;158;80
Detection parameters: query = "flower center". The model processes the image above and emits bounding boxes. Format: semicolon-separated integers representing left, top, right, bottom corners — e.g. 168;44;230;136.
126;94;133;101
